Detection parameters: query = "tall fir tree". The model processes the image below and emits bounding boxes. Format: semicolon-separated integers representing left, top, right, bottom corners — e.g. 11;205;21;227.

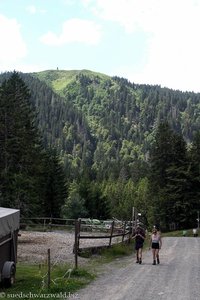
164;132;190;228
0;72;45;216
149;122;190;229
148;122;176;229
41;148;67;217
187;131;200;226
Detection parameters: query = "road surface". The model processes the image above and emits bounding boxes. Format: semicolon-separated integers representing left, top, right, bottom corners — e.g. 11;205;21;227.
77;237;200;300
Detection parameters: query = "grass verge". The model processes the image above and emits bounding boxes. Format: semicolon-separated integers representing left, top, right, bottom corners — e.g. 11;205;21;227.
0;263;95;300
0;241;136;299
162;228;198;237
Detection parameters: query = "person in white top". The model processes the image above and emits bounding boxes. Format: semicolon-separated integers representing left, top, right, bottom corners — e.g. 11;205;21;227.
193;228;198;237
149;226;162;265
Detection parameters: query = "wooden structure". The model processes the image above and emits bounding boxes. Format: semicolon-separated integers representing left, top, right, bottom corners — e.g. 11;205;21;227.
74;219;131;268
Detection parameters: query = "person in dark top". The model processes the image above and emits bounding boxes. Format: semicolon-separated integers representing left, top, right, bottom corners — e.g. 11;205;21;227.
132;226;146;264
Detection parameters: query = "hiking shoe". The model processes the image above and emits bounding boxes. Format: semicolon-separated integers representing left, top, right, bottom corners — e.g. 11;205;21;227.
152;260;156;265
139;259;142;264
136;260;139;263
157;257;160;264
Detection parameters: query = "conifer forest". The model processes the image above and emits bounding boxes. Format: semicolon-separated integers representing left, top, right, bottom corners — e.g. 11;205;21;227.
0;70;200;230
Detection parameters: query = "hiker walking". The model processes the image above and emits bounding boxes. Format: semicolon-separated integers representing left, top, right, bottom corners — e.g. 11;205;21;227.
132;226;146;264
149;226;162;265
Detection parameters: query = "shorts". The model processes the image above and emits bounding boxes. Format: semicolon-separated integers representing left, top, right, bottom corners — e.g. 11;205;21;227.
135;243;144;250
151;242;159;249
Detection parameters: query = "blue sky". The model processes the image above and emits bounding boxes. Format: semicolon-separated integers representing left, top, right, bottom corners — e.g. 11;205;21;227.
0;0;200;92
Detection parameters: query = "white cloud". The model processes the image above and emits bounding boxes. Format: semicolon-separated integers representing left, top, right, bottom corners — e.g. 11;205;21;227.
0;63;47;74
26;5;46;15
40;18;102;46
131;1;200;91
26;5;37;14
0;14;27;63
81;0;94;6
87;0;147;33
87;0;200;92
62;0;76;5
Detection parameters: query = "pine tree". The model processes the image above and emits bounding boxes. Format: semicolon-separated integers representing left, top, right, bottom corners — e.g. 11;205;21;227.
149;122;189;229
0;72;44;216
164;132;190;228
61;181;88;219
187;131;200;226
149;122;175;188
42;148;67;217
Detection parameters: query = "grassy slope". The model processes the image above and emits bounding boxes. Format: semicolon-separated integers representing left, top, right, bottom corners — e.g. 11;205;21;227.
31;69;110;96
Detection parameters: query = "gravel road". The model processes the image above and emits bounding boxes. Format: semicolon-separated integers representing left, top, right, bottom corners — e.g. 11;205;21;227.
77;237;200;300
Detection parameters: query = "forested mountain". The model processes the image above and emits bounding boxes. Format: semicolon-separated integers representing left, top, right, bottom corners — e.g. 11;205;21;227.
0;70;200;229
19;70;200;179
27;70;200;180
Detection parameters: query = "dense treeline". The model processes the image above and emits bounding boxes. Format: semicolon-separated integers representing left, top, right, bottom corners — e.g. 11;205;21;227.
148;123;200;229
0;72;66;217
0;70;199;230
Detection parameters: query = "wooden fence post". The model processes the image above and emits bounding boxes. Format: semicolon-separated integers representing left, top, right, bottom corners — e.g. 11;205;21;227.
78;219;81;251
109;221;115;247
135;208;138;230
74;220;79;269
122;221;126;243
47;248;51;289
128;219;132;243
43;219;46;231
132;207;135;235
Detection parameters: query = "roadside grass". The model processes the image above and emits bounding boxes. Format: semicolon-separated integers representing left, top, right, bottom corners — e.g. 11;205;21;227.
99;241;134;262
77;240;135;266
1;242;135;299
84;238;151;264
1;263;95;300
162;228;197;237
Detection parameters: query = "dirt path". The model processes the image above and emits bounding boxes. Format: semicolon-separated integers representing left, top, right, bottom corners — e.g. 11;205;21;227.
77;237;200;300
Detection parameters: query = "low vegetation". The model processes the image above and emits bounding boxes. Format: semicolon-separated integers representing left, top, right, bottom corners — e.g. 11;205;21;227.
162;228;197;237
1;241;136;299
1;263;95;300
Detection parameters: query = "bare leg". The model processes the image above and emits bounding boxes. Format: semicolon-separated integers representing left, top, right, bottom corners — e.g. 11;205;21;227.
156;249;160;264
138;248;142;264
152;249;156;264
136;250;139;263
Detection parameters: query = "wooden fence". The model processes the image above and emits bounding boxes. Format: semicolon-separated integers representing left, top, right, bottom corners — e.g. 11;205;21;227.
74;219;132;268
20;217;75;231
19;217;133;269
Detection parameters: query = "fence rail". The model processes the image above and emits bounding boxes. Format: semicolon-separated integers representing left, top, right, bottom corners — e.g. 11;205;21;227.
19;217;133;269
20;217;75;230
74;219;132;268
